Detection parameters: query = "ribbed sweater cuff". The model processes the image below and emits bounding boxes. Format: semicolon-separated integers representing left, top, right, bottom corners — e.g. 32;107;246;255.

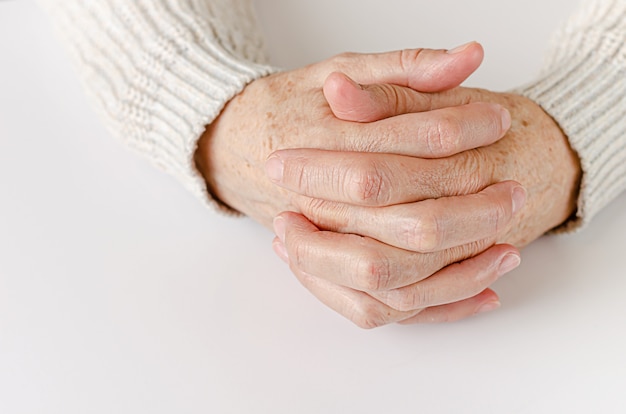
44;1;277;214
518;4;626;232
132;50;277;215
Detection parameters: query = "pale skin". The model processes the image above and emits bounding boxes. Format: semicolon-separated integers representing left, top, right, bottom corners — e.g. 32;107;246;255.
195;42;582;328
270;76;581;327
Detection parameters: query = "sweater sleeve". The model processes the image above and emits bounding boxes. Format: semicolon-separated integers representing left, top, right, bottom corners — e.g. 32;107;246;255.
518;0;626;231
38;0;277;213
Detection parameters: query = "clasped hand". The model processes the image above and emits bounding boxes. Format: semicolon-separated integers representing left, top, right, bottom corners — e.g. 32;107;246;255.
195;42;581;328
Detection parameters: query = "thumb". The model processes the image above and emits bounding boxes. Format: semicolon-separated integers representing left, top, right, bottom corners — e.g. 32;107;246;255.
323;71;486;123
323;71;437;122
343;41;484;92
325;42;484;122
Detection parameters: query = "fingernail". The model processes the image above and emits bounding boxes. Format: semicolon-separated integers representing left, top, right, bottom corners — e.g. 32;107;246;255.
265;155;284;183
446;41;475;54
511;186;526;215
272;239;289;263
501;107;511;131
273;216;286;242
476;300;501;314
498;253;521;276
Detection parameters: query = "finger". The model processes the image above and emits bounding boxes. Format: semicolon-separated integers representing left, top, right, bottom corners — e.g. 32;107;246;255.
297;181;526;253
397;289;501;324
323;71;435;122
265;149;491;207
273;211;493;291
291;267;421;329
325;71;493;123
272;213;517;323
327;42;484;92
325;72;499;126
324;71;490;123
370;244;521;312
336;101;510;158
273;213;421;328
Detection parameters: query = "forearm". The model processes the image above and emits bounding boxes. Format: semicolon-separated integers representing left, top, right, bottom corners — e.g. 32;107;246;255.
39;0;276;211
519;0;626;231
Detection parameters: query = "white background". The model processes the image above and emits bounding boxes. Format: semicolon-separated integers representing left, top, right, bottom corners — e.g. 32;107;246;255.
1;1;626;413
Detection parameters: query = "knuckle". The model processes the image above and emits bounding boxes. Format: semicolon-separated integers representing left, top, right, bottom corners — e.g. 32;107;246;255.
386;287;431;312
379;84;404;115
294;164;308;192
445;239;492;264
351;303;387;329
296;270;317;289
427;117;462;156
408;253;438;283
291;237;313;269
399;212;440;252
353;251;392;291
330;52;360;71
346;161;390;205
490;196;510;235
299;197;350;231
398;48;425;74
448;150;491;194
282;155;309;193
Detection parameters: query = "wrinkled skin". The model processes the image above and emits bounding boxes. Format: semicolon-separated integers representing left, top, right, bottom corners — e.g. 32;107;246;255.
195;47;581;327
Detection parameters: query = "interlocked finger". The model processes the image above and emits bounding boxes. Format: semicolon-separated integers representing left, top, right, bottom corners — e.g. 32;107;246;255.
274;212;485;291
266;148;494;207
397;288;501;324
369;244;520;312
333;101;510;157
296;180;525;253
271;212;519;327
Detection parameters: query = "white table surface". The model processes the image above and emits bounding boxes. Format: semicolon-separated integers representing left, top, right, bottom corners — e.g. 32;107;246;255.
2;1;626;413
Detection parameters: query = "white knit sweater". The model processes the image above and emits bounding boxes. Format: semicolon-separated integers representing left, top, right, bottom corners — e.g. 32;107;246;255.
39;0;276;212
40;0;626;230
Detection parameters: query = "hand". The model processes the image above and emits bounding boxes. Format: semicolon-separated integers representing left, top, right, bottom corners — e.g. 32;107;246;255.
272;211;522;328
267;74;581;326
275;74;581;246
194;43;508;226
194;43;521;328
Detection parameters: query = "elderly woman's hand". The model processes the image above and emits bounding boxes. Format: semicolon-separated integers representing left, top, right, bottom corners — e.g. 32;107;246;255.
195;43;527;328
195;43;506;226
267;74;581;327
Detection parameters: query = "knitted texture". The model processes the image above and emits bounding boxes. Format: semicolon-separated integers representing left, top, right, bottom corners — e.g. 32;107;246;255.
39;0;277;213
42;0;626;228
519;0;626;231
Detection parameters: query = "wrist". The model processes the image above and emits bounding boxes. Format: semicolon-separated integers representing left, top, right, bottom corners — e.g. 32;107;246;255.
522;95;582;232
545;112;582;231
194;118;241;214
524;94;582;233
488;93;582;245
193;75;297;227
517;49;626;231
